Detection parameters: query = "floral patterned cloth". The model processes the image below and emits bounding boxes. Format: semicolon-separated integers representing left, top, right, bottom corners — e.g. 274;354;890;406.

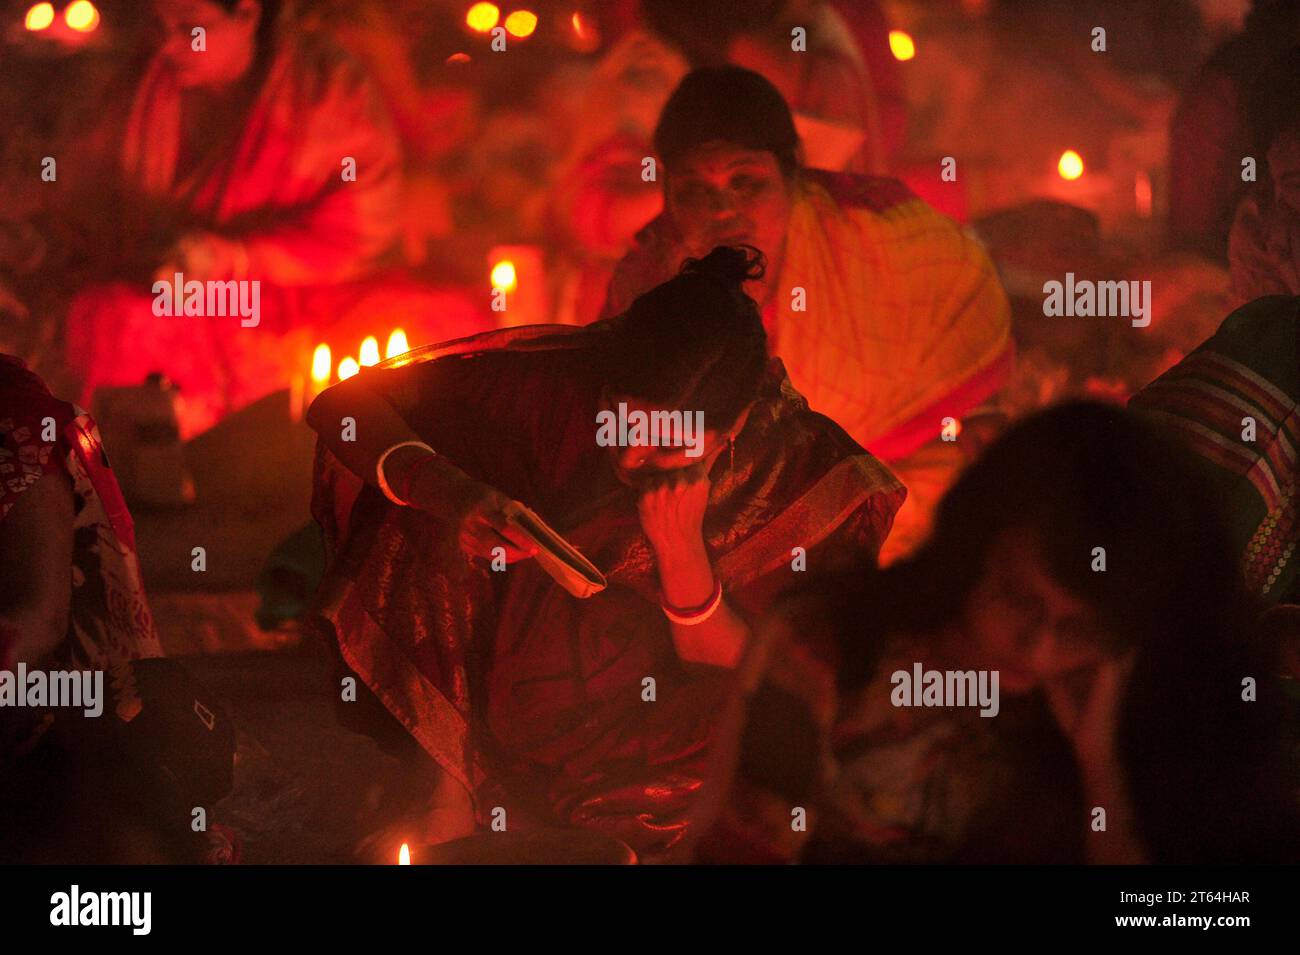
0;354;160;757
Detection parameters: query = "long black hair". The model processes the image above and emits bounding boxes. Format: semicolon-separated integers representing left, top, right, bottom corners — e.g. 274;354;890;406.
597;245;769;433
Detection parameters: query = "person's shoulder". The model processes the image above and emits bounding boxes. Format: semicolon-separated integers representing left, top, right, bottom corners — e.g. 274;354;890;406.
1219;294;1300;337
801;168;983;257
801;168;919;216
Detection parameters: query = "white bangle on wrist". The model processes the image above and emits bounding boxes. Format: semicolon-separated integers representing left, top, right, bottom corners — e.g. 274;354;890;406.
376;440;436;506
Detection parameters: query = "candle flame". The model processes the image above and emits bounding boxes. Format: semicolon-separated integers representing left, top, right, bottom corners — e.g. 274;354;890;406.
1058;150;1084;181
398;843;411;865
505;10;537;38
64;0;99;32
888;30;915;61
385;328;410;359
311;343;331;383
25;2;54;30
491;260;517;293
338;356;360;381
1134;171;1153;217
359;336;381;367
466;2;499;32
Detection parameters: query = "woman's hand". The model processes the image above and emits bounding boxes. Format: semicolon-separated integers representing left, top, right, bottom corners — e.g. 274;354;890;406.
635;462;712;565
1045;650;1137;769
1047;650;1148;863
405;455;537;563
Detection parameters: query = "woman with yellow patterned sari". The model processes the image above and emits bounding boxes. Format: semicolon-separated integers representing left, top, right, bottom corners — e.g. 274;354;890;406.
602;67;1013;561
307;248;903;860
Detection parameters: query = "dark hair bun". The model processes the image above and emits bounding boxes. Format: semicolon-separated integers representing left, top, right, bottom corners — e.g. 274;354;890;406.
680;245;766;289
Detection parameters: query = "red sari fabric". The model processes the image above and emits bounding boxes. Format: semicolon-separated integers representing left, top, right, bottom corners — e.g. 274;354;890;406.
311;324;905;857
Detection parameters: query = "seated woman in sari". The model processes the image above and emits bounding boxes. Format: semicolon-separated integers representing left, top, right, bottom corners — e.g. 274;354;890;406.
307;247;904;860
695;402;1300;864
0;354;167;860
58;0;425;437
600;67;1013;562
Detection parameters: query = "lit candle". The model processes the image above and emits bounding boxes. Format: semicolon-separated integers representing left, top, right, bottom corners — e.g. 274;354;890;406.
385;329;410;360
1057;150;1084;181
888;30;915;62
466;2;499;32
488;245;549;327
25;3;55;31
504;9;537;38
64;0;99;32
398;843;411;865
311;343;332;384
338;356;360;381
359;336;381;367
490;260;517;294
293;342;332;421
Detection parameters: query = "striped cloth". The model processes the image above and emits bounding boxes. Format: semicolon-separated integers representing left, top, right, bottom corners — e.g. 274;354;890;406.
1130;295;1299;602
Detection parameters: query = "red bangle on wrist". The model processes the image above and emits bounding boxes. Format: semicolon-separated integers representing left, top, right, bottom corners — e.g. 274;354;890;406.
661;577;724;626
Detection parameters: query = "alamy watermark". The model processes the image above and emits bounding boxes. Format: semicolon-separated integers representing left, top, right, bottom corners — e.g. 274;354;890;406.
0;665;103;717
891;663;1000;717
151;271;260;327
596;402;705;458
50;885;151;935
1042;273;1151;328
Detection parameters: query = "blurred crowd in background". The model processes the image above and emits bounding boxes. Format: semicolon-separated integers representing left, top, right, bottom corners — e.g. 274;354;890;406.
0;0;1295;434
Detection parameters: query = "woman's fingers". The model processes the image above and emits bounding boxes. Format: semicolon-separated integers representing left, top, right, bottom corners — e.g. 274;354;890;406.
464;509;538;562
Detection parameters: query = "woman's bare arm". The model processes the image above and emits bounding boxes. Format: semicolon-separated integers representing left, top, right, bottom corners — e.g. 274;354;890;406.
0;471;74;665
306;371;535;558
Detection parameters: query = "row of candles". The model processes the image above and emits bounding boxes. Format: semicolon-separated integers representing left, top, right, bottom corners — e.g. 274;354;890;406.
320;328;411;386
291;328;410;420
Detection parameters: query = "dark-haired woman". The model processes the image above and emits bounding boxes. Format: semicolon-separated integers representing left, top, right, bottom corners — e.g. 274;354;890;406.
307;247;904;860
706;402;1299;864
60;0;412;437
